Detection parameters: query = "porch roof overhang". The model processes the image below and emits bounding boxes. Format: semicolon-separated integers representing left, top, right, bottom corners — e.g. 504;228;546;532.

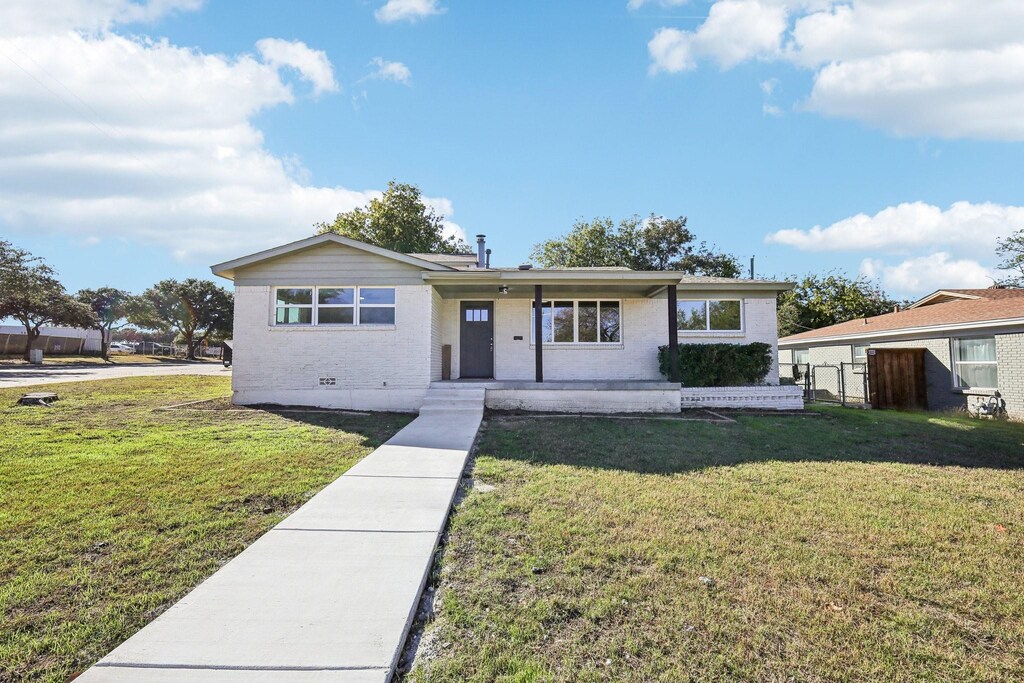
424;270;686;299
423;270;793;299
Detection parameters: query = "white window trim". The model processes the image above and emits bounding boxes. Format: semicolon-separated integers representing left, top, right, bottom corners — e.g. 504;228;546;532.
529;299;623;346
272;286;396;327
852;343;869;362
676;299;744;334
950;336;998;390
274;286;314;325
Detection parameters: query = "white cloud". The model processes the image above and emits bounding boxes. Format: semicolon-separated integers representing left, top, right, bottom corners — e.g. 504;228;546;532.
627;0;690;10
256;38;338;95
647;0;1024;139
364;57;412;85
765;201;1024;257
0;2;459;261
648;0;788;74
860;253;996;295
0;0;204;37
375;0;445;24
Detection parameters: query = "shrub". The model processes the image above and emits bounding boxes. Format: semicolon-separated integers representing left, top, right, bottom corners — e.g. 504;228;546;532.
658;342;773;387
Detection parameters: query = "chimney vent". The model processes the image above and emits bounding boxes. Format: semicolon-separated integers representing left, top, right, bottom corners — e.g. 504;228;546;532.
518;263;533;271
475;235;486;269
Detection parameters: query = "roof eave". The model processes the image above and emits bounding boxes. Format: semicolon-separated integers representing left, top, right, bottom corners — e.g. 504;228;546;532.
779;316;1024;346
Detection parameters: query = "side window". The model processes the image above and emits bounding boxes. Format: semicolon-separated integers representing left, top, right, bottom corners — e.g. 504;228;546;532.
275;288;312;324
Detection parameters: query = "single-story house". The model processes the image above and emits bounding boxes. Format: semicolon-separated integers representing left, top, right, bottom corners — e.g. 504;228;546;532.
779;288;1024;419
211;233;797;413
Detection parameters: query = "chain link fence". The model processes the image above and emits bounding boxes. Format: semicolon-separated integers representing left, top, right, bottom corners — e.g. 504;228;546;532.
790;362;870;406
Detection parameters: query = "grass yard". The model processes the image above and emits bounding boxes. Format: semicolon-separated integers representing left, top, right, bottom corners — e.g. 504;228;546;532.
0;376;411;683
411;409;1024;682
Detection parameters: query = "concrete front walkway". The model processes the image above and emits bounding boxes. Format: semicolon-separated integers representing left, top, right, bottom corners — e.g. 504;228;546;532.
78;386;484;682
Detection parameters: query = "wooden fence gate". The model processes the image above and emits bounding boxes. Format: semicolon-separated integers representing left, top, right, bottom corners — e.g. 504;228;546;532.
867;348;927;411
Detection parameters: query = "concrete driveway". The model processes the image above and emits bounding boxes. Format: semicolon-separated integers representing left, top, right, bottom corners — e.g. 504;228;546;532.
0;362;230;388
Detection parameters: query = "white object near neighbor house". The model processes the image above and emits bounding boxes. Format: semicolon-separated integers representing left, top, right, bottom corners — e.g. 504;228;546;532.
211;233;796;413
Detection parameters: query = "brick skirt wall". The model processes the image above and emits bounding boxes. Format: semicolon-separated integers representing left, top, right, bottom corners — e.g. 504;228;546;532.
680;385;804;410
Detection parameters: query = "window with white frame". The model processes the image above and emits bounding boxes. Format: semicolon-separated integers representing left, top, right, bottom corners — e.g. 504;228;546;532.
853;343;869;361
793;349;809;365
273;286;396;326
952;337;998;389
275;288;313;324
530;300;621;344
677;299;742;332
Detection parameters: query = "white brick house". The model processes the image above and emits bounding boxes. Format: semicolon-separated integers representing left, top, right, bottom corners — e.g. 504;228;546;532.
212;233;793;412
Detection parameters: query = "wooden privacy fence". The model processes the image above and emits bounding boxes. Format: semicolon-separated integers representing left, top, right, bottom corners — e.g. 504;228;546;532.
867;348;927;411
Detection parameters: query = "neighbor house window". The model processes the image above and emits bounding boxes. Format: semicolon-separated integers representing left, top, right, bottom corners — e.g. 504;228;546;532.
793;349;809;365
273;286;396;326
677;299;742;332
531;300;620;344
952;337;997;389
853;344;869;361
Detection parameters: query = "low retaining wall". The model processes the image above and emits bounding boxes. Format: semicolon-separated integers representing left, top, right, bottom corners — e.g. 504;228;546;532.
484;382;681;414
680;385;804;410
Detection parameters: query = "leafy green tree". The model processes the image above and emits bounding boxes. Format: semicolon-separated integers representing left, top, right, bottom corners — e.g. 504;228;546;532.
996;228;1024;287
131;279;233;360
0;240;96;360
529;215;741;276
777;273;898;337
76;287;139;359
316;181;469;254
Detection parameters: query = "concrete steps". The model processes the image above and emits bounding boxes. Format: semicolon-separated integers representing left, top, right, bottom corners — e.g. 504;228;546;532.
418;386;485;416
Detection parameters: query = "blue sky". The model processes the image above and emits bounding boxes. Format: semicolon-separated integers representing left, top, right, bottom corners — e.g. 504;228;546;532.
1;0;1022;298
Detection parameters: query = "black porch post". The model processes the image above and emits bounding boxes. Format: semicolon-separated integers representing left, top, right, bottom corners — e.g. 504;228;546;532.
667;285;680;383
534;284;544;383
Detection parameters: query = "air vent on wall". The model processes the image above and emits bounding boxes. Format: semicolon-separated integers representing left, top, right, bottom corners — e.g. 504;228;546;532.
318;377;337;387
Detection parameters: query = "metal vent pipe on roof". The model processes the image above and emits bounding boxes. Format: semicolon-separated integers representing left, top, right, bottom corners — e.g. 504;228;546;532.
476;234;486;269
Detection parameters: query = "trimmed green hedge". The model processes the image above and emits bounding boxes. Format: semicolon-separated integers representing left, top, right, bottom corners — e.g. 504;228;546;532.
658;342;773;387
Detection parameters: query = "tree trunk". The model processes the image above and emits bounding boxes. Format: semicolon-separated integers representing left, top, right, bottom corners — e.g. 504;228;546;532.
184;331;196;360
22;323;40;362
100;326;110;361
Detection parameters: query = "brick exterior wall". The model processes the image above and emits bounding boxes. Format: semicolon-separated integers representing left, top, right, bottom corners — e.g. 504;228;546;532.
996;333;1024;419
231;284;434;411
234;285;784;410
443;295;780;383
429;287;443;382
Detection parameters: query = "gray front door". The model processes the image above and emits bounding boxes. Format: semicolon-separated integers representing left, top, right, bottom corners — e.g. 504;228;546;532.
460;302;494;378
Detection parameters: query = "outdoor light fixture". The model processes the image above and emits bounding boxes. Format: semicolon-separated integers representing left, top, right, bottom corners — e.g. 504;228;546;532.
498;286;509;294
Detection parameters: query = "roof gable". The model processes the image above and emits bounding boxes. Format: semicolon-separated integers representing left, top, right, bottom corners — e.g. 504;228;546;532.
211;233;455;280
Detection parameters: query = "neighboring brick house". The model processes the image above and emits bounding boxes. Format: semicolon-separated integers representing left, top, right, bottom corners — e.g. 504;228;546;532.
779;288;1024;419
212;233;793;412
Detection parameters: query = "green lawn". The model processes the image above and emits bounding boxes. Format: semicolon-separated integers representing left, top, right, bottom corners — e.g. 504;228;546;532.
0;376;411;683
411;409;1024;682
